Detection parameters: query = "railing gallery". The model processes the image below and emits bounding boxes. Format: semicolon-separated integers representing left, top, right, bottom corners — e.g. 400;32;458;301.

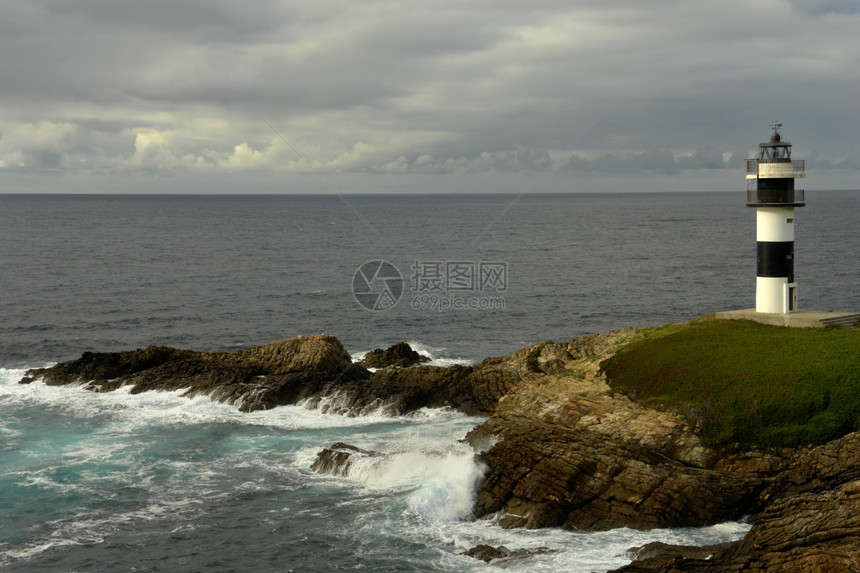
746;188;805;205
746;159;805;178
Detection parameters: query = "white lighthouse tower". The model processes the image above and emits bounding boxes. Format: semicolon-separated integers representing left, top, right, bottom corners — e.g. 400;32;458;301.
746;123;806;314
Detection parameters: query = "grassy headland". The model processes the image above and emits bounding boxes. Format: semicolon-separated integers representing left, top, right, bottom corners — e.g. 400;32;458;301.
600;319;860;450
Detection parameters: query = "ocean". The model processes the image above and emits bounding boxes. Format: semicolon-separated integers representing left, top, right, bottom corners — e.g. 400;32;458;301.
1;191;857;571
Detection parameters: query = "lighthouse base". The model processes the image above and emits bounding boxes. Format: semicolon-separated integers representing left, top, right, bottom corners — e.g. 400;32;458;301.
713;308;860;328
756;277;797;314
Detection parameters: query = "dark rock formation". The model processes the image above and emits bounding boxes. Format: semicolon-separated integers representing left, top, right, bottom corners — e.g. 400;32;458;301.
461;544;510;563
20;345;195;388
613;433;860;572
336;356;523;416
22;335;370;412
470;415;766;531
303;344;528;416
310;442;379;477
20;334;523;416
358;342;430;369
461;544;555;563
723;476;860;571
624;541;739;563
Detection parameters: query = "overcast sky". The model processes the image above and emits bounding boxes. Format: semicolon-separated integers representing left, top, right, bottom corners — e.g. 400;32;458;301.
1;0;858;194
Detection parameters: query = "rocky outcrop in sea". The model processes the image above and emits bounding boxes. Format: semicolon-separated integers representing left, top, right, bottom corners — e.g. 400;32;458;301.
20;335;523;416
358;341;430;369
21;328;860;571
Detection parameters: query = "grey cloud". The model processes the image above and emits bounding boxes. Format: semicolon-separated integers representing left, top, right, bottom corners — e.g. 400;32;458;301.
677;147;733;170
43;0;287;42
566;149;682;175
787;0;860;15
1;0;858;191
356;147;550;175
565;147;738;175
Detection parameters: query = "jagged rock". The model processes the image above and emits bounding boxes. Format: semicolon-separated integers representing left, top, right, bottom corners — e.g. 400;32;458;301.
310;442;379;476
22;335;370;412
294;359;524;417
20;345;193;387
461;544;554;563
612;479;860;572
358;342;430;368
724;477;860;571
360;357;523;416
19;334;524;416
462;544;510;562
470;415;766;531
754;431;860;503
296;348;528;416
625;541;739;562
468;328;860;568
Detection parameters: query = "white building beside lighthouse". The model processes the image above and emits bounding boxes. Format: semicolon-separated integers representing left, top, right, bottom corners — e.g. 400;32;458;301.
746;123;805;314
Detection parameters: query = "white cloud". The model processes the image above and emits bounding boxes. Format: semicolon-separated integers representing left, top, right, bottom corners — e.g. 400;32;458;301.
224;142;270;170
0;120;77;169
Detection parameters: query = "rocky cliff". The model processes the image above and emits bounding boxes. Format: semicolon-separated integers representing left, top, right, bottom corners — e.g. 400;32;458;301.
457;327;860;570
612;432;860;572
353;329;858;570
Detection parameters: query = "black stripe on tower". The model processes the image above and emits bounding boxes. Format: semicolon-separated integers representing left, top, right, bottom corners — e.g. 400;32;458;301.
756;178;796;204
757;177;795;191
757;241;794;281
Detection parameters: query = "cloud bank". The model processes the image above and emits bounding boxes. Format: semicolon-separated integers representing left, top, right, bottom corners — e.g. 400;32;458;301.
1;0;858;192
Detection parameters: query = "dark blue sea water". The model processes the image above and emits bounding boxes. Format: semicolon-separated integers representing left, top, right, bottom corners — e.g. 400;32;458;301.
1;191;857;571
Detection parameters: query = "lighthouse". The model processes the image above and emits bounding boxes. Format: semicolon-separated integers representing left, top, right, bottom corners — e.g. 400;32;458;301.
746;123;805;314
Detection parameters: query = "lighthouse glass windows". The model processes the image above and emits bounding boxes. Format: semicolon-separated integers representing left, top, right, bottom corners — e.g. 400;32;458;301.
760;144;790;162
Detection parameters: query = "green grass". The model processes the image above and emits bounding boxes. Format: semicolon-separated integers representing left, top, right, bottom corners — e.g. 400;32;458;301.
599;320;860;450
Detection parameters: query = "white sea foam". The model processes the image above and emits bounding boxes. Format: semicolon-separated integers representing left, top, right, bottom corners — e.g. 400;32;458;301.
1;367;43;390
1;499;205;566
298;403;751;572
1;366;439;432
422;518;751;572
302;424;486;526
354;445;483;521
407;340;474;366
0;423;21;442
344;488;752;572
2;534;104;564
296;389;399;417
349;341;474;368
